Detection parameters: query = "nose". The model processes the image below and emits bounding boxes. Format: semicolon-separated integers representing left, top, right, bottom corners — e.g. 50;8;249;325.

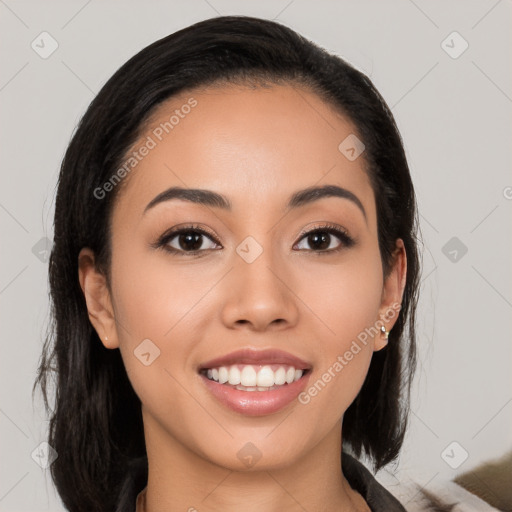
220;245;299;333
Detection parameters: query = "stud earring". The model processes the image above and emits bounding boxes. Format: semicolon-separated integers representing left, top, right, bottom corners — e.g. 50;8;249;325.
380;325;390;340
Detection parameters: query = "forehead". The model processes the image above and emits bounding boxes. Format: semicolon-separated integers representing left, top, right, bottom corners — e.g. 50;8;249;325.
112;83;375;224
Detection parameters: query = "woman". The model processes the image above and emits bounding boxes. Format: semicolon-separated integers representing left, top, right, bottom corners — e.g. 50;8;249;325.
34;15;422;511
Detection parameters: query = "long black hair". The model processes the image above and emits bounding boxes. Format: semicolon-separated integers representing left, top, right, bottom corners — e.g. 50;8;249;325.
34;15;421;512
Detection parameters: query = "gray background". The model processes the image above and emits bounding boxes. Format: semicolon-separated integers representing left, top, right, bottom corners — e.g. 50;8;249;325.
1;0;511;510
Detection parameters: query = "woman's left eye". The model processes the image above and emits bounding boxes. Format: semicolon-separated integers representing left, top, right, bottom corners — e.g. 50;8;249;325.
294;224;355;253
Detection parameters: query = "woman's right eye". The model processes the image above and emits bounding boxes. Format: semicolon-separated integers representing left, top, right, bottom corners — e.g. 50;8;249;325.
156;226;221;255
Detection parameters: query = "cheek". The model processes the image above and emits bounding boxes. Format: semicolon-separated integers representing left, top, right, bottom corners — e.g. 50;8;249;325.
294;250;383;410
301;345;373;414
109;245;203;398
110;243;210;342
295;247;384;345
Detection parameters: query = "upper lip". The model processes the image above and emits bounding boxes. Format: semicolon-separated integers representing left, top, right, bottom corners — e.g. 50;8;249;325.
198;348;312;371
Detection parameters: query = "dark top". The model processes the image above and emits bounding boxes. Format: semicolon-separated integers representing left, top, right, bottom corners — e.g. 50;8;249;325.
115;452;406;512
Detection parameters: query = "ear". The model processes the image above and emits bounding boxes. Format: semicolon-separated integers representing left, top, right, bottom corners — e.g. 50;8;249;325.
374;238;407;351
78;247;119;349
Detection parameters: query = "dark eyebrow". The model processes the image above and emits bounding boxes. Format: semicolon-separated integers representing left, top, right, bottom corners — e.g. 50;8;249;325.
287;184;367;222
144;187;232;214
143;184;367;222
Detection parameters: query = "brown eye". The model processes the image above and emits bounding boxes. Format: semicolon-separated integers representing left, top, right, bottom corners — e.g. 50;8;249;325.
172;231;214;252
155;225;220;255
301;231;335;251
294;224;355;253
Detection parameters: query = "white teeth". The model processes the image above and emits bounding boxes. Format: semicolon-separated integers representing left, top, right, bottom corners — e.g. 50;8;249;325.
235;385;280;391
256;366;274;387
203;364;306;389
285;367;296;384
274;366;286;385
218;366;229;384
236;385;258;391
228;366;241;385
240;365;257;386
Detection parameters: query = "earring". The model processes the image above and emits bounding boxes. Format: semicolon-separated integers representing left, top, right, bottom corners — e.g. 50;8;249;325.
105;335;109;341
380;325;390;340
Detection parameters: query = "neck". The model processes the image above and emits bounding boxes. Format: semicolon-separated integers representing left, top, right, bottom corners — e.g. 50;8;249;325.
140;413;369;512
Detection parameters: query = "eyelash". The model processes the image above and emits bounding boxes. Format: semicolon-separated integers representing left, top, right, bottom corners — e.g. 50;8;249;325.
153;222;355;257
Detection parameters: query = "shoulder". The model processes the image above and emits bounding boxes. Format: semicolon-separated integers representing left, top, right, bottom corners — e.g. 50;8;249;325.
342;453;501;512
388;480;502;512
372;463;502;512
342;452;408;511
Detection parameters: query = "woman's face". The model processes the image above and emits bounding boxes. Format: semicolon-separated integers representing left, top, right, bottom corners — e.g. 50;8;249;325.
80;83;405;471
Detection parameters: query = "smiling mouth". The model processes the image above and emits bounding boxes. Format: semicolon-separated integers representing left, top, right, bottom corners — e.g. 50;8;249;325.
199;364;311;392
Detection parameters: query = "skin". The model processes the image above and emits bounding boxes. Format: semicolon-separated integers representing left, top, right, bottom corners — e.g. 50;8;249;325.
79;83;406;512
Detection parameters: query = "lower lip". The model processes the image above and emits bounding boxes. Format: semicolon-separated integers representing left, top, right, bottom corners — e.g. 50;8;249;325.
199;372;311;416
